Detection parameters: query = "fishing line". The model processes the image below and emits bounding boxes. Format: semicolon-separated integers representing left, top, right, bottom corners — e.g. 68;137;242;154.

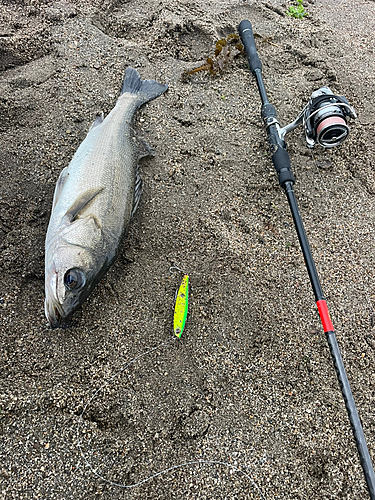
169;263;186;275
76;335;268;499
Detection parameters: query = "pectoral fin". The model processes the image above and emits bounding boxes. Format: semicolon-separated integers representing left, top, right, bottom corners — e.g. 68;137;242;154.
65;187;104;222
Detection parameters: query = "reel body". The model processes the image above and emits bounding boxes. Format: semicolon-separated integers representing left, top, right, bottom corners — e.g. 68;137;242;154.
304;87;356;148
280;86;357;149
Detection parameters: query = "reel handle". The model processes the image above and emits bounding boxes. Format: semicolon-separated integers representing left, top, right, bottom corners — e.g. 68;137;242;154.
238;20;262;74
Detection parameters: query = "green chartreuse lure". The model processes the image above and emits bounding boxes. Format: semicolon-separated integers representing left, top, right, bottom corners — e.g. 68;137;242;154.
174;275;189;338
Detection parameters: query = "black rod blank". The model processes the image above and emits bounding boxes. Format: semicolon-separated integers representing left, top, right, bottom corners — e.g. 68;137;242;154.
238;18;375;499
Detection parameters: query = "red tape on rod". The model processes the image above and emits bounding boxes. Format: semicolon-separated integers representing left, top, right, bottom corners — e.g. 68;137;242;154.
316;300;334;333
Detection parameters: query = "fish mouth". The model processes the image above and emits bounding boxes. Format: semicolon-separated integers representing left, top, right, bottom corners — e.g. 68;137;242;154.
45;296;65;328
45;271;67;328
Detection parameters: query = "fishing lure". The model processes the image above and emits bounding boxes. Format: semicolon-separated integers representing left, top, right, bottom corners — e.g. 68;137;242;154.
173;274;189;338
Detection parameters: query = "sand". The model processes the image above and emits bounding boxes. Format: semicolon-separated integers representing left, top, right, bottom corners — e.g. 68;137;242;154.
1;0;375;498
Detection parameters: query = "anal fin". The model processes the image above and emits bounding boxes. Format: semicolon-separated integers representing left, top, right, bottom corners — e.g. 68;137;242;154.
135;137;155;160
131;165;143;218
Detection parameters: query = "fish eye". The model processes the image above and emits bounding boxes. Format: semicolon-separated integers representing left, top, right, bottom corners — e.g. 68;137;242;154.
64;269;85;291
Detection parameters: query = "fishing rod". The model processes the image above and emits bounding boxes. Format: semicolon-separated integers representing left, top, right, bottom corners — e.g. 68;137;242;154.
238;19;375;499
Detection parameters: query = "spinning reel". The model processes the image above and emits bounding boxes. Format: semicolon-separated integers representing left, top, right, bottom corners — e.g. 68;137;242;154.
279;86;357;148
239;18;375;499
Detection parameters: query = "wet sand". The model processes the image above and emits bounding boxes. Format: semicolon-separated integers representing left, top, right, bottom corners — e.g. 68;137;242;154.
1;1;375;498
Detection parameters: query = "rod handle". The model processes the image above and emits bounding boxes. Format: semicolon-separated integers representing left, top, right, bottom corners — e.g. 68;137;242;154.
238;19;262;73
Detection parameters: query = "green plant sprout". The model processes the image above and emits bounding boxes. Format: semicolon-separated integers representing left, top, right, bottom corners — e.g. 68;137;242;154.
286;0;308;19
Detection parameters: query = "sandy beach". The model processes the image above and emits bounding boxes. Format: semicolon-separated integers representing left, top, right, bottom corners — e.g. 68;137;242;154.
1;0;375;498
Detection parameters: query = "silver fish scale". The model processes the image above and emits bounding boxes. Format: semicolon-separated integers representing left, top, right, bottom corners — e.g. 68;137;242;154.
44;67;168;327
48;93;139;257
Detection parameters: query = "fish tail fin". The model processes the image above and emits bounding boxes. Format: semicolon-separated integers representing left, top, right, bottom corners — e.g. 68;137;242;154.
120;67;168;107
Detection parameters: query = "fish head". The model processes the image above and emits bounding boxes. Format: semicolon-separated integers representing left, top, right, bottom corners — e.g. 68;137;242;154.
45;215;107;327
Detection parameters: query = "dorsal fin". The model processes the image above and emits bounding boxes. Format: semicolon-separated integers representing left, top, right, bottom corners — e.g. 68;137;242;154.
89;112;104;131
52;167;69;209
64;187;104;222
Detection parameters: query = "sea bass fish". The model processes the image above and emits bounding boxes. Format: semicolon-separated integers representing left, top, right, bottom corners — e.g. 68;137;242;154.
45;67;168;327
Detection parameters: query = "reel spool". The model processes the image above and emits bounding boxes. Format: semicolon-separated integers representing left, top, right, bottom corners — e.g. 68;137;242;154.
279;86;357;149
304;87;357;148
